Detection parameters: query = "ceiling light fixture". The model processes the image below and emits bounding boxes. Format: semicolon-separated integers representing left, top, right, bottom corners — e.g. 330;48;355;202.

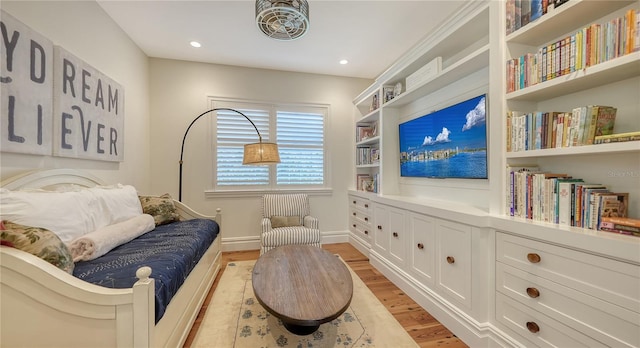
190;41;201;48
339;59;349;65
256;0;309;41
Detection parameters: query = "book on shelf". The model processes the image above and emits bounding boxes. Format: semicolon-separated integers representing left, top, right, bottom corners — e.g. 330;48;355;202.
505;165;539;216
594;131;640;144
557;179;584;226
600;217;640;236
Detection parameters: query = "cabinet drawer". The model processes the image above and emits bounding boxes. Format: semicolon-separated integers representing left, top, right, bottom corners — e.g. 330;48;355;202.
496;232;640;313
349;196;371;213
349;207;371;225
496;293;606;348
350;218;371;240
497;262;640;347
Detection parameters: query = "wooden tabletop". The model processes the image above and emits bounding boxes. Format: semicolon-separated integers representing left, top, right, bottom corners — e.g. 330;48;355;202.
252;245;353;328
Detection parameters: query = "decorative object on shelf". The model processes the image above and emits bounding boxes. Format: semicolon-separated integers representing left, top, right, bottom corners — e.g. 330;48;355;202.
394;82;403;98
405;56;442;91
383;86;395;103
255;0;310;41
369;92;379;112
178;108;280;201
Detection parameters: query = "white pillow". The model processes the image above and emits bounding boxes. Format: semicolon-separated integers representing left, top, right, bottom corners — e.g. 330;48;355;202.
0;188;104;243
0;185;142;244
87;184;142;224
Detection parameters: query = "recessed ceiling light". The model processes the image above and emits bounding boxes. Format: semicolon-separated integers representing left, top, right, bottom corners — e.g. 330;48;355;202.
339;59;349;65
190;41;202;48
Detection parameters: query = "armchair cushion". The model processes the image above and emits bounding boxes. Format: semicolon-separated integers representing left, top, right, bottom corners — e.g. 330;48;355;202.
270;215;301;228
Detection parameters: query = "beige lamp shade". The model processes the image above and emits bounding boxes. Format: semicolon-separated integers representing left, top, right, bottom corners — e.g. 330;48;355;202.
243;142;281;165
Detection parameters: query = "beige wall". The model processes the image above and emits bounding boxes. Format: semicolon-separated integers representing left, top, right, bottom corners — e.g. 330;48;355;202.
149;58;371;249
1;1;372;249
0;1;151;189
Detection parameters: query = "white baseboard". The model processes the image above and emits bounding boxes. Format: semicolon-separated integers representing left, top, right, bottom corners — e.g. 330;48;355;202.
221;230;350;252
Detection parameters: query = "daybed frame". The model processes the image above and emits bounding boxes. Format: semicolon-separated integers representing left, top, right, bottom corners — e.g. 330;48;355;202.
0;169;222;348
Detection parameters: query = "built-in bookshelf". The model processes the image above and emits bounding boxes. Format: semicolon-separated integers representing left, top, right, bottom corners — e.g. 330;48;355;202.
352;2;490;198
503;0;640;229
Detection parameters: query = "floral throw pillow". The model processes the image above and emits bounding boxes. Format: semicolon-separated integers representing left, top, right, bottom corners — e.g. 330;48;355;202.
0;220;75;274
139;193;180;226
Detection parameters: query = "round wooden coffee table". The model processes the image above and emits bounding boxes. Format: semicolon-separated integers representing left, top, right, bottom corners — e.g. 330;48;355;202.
252;244;353;335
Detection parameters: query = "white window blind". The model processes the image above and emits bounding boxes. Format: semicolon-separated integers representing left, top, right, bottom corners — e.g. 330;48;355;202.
276;111;324;185
213;101;326;190
216;108;271;186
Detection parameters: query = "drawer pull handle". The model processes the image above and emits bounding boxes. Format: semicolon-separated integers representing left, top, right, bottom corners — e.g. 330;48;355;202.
526;321;540;334
417;243;424;249
527;253;541;263
377;225;382;230
353;200;356;204
446;256;455;264
364;230;369;235
526;287;540;298
352;224;356;228
364;204;369;208
393;232;399;238
364;217;369;221
352;212;356;216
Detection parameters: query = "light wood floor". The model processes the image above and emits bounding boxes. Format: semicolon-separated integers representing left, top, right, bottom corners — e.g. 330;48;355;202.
183;243;469;348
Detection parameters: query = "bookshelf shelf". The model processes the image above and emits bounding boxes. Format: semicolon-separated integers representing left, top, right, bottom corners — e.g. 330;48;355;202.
356;136;380;147
506;0;636;46
356;108;380;125
506;141;640;158
384;45;490;108
506;52;640;102
356;163;379;169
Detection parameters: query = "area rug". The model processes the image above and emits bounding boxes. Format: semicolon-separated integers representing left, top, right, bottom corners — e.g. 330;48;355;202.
191;259;419;347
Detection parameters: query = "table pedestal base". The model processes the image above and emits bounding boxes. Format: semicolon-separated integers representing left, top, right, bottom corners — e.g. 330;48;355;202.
283;321;320;335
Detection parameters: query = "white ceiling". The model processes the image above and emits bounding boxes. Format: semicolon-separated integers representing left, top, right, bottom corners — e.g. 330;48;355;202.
97;0;467;80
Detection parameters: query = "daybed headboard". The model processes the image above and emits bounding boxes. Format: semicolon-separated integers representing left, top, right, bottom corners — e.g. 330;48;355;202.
1;168;104;190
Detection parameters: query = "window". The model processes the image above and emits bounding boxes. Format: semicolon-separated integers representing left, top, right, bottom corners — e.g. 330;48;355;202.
212;99;327;191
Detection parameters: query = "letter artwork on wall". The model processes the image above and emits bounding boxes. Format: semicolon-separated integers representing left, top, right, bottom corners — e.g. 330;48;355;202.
53;47;124;161
1;10;125;162
1;11;54;156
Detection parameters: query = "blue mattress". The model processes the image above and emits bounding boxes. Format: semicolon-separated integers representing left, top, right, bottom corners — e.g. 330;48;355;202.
73;218;219;323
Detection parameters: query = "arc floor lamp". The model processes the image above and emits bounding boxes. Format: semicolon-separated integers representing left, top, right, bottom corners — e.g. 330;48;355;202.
178;108;280;201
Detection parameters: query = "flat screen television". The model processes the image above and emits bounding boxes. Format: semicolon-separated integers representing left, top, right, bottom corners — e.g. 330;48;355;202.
399;94;487;179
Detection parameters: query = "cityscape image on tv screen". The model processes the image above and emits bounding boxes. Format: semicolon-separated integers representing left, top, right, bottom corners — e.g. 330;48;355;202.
399;94;488;179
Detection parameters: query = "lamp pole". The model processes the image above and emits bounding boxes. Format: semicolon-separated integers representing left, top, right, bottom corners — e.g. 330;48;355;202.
179;108;262;202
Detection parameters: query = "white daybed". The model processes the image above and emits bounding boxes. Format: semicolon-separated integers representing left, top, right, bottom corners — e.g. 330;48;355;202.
0;169;222;348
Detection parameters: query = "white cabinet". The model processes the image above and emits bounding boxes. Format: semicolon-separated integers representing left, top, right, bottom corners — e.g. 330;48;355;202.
408;213;436;287
436;220;472;309
372;203;389;255
495;232;640;347
348;193;373;254
373;202;406;267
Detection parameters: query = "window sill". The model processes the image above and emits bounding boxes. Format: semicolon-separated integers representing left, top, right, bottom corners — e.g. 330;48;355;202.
204;188;333;199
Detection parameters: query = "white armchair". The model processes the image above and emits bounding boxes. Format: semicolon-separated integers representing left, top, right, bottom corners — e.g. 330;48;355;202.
260;193;321;254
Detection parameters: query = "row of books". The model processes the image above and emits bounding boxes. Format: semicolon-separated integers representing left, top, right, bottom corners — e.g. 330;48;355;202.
506;0;569;35
506;9;640;93
594;131;640;144
600;216;640;237
356;146;379;165
356;122;378;143
506;105;617;152
356;173;378;193
506;166;631;232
